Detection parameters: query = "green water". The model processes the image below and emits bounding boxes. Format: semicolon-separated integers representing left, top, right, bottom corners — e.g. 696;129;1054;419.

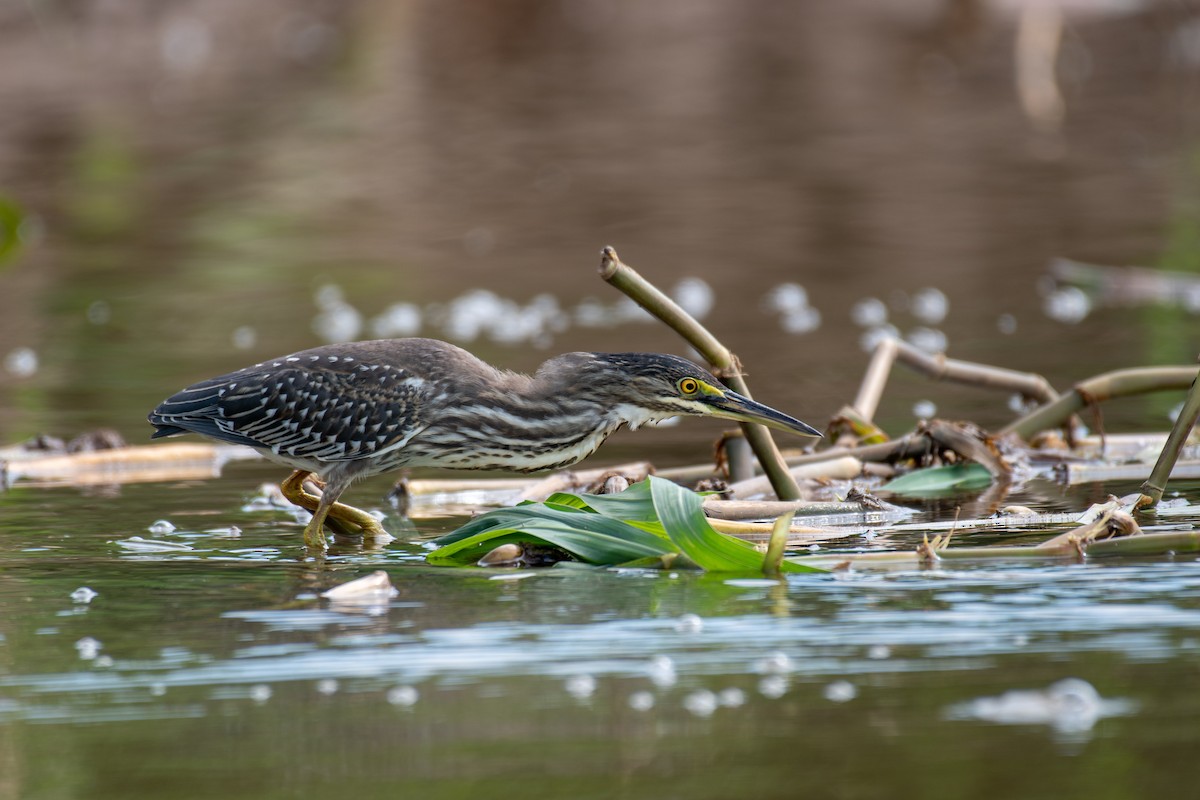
2;463;1200;798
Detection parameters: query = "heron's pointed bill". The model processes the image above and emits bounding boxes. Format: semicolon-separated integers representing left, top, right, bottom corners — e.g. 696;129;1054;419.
707;390;822;438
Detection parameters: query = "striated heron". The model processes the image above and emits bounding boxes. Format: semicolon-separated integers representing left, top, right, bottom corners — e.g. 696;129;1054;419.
149;337;820;548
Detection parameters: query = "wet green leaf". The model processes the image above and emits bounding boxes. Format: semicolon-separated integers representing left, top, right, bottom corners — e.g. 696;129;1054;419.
881;463;993;497
427;477;824;573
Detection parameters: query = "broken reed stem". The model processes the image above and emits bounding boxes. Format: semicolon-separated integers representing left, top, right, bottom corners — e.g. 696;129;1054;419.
1140;363;1200;506
598;246;803;501
792;530;1200;570
857;336;1059;420
853;336;899;420
1002;366;1199;440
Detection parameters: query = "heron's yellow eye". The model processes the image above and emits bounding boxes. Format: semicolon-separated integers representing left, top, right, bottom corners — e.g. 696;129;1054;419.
678;377;700;395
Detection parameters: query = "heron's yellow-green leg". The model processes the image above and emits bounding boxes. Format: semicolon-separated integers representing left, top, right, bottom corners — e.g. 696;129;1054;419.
280;470;387;547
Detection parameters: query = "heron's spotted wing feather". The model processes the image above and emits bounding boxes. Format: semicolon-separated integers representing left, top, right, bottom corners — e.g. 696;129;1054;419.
149;356;431;463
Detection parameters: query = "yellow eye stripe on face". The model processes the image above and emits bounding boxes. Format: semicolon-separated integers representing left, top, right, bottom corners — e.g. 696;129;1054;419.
676;377;723;397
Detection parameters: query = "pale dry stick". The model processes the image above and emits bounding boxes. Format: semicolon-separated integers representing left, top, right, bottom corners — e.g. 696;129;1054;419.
656;435;927;484
852;335;900;421
727;456;863;500
598;246;805;500
1066;461;1200;486
1003;366;1198;441
3;442;259;486
1140;363;1200;507
886;337;1058;407
792;530;1200;571
703;499;875;520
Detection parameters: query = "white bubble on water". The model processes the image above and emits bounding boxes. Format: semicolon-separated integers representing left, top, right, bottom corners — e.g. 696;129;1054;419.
565;674;596;700
147;520;176;535
672;277;715;319
4;347;38;378
683;689;719;717
674;613;703;634
717;687;746;708
70;587;98;604
249;684;273;703
647;655;677;688
370;302;423;338
912;288;948;323
316;679;339;696
628;690;655;711
765;283;809;314
75;637;102;660
387;685;419;707
867;644;892;660
851;297;888;327
759;675;789;699
913;399;937;419
781;306;822;334
906;326;947;354
997;313;1018;335
859;325;899;353
754;652;793;675
1043;286;1091;323
823;680;858;703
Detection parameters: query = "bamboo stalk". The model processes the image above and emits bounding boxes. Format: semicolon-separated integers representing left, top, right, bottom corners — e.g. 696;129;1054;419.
702;499;881;520
1002;366;1198;440
894;338;1058;403
853;335;899;420
727;456;863;499
1140;364;1200;506
598;246;805;500
1065;461;1200;485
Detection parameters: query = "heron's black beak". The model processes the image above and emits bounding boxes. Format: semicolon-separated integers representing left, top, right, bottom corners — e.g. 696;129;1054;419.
706;390;822;438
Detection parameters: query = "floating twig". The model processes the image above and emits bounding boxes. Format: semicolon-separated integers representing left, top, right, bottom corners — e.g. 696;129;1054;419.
2;443;259;487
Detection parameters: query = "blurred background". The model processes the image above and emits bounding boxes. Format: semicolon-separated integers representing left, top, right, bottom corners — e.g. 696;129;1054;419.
1;0;1198;465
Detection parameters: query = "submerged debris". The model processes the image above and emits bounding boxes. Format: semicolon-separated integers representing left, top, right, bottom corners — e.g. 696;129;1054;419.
320;570;398;604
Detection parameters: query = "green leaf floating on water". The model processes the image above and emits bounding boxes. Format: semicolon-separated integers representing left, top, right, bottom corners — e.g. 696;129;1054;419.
881;463;993;497
427;476;824;573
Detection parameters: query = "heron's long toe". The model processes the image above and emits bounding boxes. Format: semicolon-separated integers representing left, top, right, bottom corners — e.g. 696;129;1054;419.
325;502;388;538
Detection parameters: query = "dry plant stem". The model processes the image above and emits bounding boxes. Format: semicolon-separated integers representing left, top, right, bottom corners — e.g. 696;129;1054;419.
703;499;874;520
1003;366;1199;440
1140;365;1200;506
892;338;1058;405
657;436;925;483
599;246;802;500
728;456;863;499
853;336;899;420
793;531;1200;570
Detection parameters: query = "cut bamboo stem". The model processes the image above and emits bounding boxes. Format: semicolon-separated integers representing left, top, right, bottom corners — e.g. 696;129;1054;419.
1140;364;1200;506
598;246;805;500
853;336;1058;424
1003;366;1198;440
